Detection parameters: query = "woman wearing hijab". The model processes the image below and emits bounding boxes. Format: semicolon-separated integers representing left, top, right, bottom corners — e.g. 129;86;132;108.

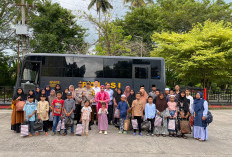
69;85;75;98
45;85;51;97
55;84;61;93
127;89;136;108
154;93;170;137
113;88;122;126
27;90;35;102
139;88;148;108
11;88;26;133
62;88;69;100
35;87;40;96
177;91;190;139
191;92;208;141
95;85;110;117
123;86;131;98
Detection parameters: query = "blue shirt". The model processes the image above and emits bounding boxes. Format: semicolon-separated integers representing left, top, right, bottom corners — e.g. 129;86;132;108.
145;103;156;119
117;101;129;119
23;102;37;121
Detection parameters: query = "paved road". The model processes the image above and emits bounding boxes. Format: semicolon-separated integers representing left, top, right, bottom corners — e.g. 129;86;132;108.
0;110;231;157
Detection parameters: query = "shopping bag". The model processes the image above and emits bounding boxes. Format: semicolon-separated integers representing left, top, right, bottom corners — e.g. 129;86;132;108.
154;116;163;127
33;120;43;131
20;123;29;137
61;118;65;130
65;117;73;128
16;101;25;111
114;109;119;118
168;119;176;130
190;116;194;127
131;119;138;129
124;119;130;131
180;120;191;134
49;112;53;121
75;124;83;135
56;120;62;132
141;121;151;131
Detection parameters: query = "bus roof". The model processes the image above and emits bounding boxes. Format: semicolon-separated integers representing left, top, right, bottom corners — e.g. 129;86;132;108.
24;53;165;61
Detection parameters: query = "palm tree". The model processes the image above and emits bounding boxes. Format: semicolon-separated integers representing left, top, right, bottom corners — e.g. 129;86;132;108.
124;0;154;9
88;0;113;41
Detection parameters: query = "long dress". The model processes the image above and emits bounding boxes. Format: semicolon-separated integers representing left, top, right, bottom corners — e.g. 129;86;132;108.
98;108;108;131
191;99;208;140
95;91;110;117
154;108;170;135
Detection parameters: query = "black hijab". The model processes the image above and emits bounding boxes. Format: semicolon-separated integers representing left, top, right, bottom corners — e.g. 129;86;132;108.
114;88;122;104
62;88;68;100
178;91;190;113
13;87;26;101
55;84;61;92
27;90;35;102
127;90;136;107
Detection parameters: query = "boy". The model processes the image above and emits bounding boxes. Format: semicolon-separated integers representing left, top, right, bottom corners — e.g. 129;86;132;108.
37;94;49;136
145;96;156;136
117;95;129;134
63;91;75;136
132;93;144;136
185;89;194;111
23;95;37;137
52;91;64;136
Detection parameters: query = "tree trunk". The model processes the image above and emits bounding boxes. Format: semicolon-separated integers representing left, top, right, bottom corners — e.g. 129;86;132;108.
98;10;101;44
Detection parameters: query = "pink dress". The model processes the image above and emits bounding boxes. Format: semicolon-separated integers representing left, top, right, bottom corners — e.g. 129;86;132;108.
98;108;108;131
95;91;110;117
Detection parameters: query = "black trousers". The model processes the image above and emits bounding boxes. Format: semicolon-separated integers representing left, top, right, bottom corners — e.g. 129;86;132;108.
75;104;82;123
147;118;155;133
43;120;49;132
108;104;113;123
134;116;142;133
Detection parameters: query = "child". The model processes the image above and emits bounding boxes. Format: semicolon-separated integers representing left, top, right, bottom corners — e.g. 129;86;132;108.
63;91;75;136
167;95;177;137
117;95;129;134
98;102;108;135
37;94;49;136
45;85;51;97
80;100;92;136
48;90;56;129
23;95;37;137
52;91;64;136
145;96;156;136
132;93;144;136
62;88;69;100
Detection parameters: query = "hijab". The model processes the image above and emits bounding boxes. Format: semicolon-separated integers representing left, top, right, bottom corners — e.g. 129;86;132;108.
62;88;69;100
13;87;26;101
35;87;40;96
45;85;51;97
156;93;168;112
140;89;148;104
115;88;122;104
123;86;131;98
127;90;136;107
27;90;35;102
48;90;56;105
55;84;61;92
178;91;189;113
194;91;205;112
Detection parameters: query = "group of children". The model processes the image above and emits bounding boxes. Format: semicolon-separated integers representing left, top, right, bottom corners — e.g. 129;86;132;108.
11;84;200;140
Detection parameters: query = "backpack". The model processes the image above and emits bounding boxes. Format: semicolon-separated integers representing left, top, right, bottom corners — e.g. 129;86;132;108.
206;111;213;125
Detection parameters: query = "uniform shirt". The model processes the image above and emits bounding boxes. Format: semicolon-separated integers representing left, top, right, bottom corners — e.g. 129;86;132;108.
82;87;95;106
74;87;84;105
37;100;49;121
132;99;144;117
105;88;114;105
81;106;92;120
23;102;37;121
63;98;76;118
92;87;100;106
117;101;129;119
145;103;156;119
52;99;64;116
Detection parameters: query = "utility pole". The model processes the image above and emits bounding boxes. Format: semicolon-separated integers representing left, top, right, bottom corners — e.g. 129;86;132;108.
21;0;27;57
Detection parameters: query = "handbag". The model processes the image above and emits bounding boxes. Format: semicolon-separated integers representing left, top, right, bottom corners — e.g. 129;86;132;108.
16;101;25;111
65;117;73;128
131;119;138;129
20;122;29;137
61;118;65;130
168;119;176;130
124;119;130;131
154;116;163;127
180;120;191;134
141;121;151;131
75;124;83;135
114;109;119;118
190;116;194;127
56;120;62;132
33;120;43;131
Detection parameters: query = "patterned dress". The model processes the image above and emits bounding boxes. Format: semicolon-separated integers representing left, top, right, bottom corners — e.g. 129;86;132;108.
154;108;170;135
98;108;108;131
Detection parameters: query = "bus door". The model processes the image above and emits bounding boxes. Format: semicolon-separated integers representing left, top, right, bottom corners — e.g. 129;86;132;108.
132;65;150;92
20;61;41;93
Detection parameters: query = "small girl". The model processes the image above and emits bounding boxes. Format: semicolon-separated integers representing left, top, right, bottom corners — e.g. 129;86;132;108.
81;100;92;136
167;95;177;137
98;102;108;135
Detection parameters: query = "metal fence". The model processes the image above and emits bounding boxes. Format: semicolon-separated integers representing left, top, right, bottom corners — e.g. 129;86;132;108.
0;86;14;105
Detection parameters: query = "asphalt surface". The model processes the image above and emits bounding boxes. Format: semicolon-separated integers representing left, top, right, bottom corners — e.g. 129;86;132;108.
0;110;231;157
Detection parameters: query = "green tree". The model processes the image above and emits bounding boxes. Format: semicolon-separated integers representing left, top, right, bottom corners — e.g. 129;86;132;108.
29;1;87;54
124;0;154;9
151;20;232;88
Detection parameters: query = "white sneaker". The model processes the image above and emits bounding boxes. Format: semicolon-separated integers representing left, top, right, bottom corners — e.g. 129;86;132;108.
104;131;108;135
99;131;102;134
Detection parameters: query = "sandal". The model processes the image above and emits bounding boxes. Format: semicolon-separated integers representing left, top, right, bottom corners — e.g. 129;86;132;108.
156;134;160;137
162;135;166;137
183;135;187;139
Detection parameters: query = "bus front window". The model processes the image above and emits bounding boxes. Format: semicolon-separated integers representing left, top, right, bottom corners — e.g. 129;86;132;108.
21;62;40;84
